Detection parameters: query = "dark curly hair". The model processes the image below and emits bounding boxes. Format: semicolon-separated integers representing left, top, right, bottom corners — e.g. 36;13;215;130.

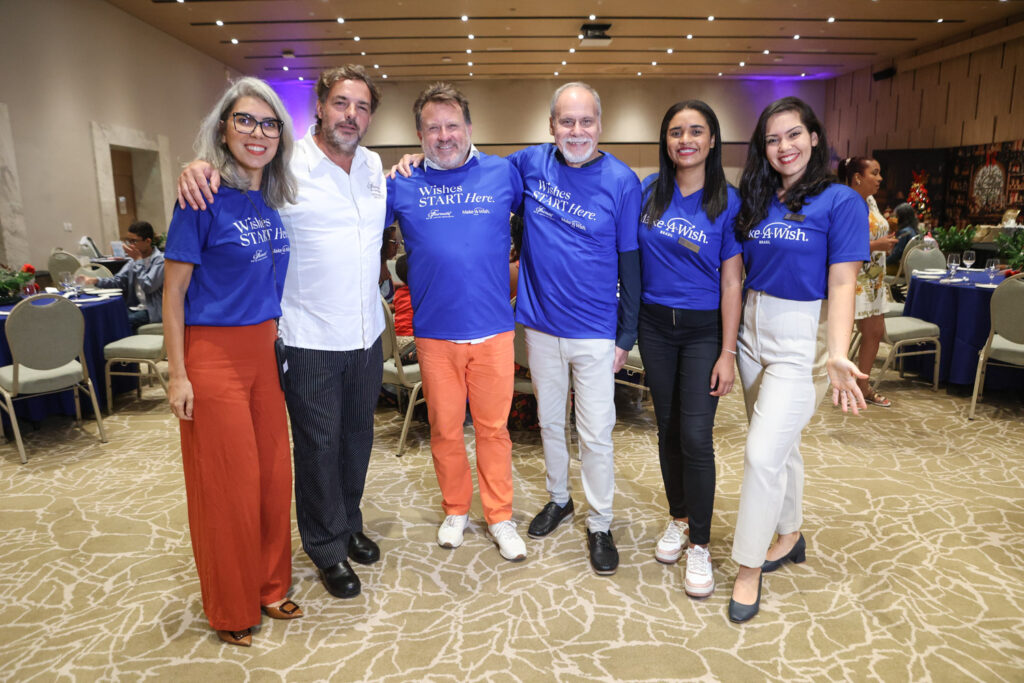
735;96;835;240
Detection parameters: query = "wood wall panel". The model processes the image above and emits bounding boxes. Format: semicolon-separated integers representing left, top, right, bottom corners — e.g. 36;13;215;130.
827;37;1024;155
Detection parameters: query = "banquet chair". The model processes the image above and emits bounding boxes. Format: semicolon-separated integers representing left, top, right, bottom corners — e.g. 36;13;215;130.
381;295;424;456
874;316;941;392
47;250;81;285
75;264;113;280
0;294;107;464
969;273;1024;419
103;334;168;412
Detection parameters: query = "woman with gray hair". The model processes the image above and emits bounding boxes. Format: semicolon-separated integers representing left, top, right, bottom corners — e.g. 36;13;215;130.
163;77;299;647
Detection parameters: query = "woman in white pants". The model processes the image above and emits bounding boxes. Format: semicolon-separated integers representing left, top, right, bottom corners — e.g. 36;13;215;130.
727;97;869;623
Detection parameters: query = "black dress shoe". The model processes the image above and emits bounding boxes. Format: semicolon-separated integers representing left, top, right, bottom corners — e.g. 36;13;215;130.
761;533;806;573
728;572;762;623
348;532;381;565
528;500;574;538
319;560;361;599
586;529;618;575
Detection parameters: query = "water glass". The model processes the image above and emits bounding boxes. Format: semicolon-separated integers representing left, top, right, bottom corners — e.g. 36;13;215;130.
946;253;960;278
985;258;998;283
60;274;76;298
962;250;976;270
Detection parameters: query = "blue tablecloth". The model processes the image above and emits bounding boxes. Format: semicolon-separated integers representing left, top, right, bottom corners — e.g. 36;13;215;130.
903;269;1023;389
0;294;134;430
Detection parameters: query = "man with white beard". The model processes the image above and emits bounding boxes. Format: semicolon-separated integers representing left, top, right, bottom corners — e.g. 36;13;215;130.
509;82;641;576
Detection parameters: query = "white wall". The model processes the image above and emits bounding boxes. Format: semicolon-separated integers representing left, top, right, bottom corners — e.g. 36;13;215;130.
0;0;238;267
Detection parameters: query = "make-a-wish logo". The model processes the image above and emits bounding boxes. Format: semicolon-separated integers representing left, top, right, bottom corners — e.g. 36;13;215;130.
462;207;492;216
427;209;454;220
652;217;709;244
251;249;269;263
749;221;808;244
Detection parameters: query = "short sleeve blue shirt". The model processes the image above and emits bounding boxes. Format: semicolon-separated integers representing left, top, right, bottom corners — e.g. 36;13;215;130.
509;144;641;339
741;183;868;301
638;180;742;311
164;188;290;326
385;153;524;340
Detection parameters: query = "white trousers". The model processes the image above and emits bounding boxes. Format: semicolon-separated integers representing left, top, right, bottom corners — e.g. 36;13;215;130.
525;328;616;532
731;291;830;568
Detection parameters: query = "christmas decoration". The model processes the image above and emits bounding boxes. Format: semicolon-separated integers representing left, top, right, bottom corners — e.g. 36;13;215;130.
908;170;932;223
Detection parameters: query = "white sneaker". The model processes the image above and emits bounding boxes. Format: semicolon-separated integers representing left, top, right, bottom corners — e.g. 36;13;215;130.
487;520;527;562
655;519;688;564
437;514;468;549
684;544;715;598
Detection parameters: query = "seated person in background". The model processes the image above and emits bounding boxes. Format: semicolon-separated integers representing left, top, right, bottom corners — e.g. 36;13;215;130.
393;253;415;355
509;213;523;301
886;202;919;269
79;220;164;330
380;224;400;302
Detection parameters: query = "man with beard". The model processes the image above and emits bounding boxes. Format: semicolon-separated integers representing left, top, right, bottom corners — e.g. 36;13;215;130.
177;65;386;599
510;83;641;576
385;83;526;561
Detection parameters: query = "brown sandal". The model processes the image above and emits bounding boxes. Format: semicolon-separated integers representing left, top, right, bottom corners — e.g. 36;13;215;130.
261;599;304;620
864;392;892;408
217;628;252;647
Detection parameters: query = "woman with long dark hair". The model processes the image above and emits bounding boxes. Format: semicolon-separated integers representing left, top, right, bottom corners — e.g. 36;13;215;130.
637;100;742;598
164;77;300;646
727;96;868;623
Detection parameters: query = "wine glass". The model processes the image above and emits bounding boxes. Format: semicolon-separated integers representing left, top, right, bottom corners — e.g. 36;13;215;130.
985;258;998;283
962;249;976;270
946;253;960;278
60;273;76;298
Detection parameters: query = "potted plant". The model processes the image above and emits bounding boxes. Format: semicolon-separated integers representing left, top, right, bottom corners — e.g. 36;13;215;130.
995;227;1024;273
0;263;36;305
933;224;977;255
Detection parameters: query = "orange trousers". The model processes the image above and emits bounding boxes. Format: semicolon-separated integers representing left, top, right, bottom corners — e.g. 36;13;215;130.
416;332;515;524
180;321;292;631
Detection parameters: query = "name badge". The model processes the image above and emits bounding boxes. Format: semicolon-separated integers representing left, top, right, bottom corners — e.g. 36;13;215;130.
678;237;700;253
785;213;806;222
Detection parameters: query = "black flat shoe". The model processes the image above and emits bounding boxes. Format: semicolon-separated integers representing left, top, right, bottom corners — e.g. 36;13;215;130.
761;533;806;573
348;532;381;565
528;500;574;538
319;560;361;599
586;529;619;575
728;572;762;624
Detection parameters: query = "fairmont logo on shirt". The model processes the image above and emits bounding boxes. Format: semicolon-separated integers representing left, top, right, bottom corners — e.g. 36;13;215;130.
426;209;454;220
748;221;809;244
251;249;269;263
645;216;709;245
531;180;597;229
417;184;495;207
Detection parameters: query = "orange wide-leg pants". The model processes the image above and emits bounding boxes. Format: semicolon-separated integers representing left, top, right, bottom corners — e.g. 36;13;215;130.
179;321;293;631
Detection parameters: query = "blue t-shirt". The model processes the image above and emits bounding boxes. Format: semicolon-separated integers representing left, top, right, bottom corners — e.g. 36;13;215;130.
164;188;290;326
385;153;523;340
638;180;742;310
509;144;641;339
741;183;868;301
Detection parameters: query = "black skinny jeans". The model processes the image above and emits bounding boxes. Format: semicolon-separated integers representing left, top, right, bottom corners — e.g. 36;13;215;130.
637;302;722;546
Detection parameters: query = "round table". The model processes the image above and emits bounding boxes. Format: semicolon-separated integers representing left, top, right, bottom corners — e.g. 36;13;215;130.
903;269;1022;389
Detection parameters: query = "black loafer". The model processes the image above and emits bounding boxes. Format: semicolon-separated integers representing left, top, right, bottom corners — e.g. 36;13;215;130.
586;529;618;575
319;560;361;599
348;532;381;565
728;572;763;623
761;533;806;573
528;500;574;538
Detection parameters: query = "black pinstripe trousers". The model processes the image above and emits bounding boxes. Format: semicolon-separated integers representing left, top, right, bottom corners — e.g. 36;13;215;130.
284;337;383;569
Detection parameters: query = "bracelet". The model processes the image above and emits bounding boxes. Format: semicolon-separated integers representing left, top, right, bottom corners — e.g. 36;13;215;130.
723;348;737;355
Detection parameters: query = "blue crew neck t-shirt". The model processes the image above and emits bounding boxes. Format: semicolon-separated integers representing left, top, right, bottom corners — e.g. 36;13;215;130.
164;188;290;326
508;144;641;339
638;180;742;311
741;183;868;301
385;152;524;340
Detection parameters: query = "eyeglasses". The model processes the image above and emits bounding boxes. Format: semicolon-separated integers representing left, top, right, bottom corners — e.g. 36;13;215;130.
122;237;141;245
229;112;284;138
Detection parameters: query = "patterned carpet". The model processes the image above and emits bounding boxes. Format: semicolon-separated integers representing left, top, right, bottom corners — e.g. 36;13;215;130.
1;369;1022;682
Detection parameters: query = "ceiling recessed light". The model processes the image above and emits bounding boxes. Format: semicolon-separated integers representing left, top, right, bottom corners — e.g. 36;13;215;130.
801;72;807;77
717;72;723;76
467;49;472;54
651;61;657;66
361;51;366;56
382;74;388;79
561;60;567;65
176;0;184;3
468;34;475;39
282;66;289;71
373;64;379;68
793;34;800;39
554;71;559;76
461;15;468;21
707;15;714;21
467;61;473;66
336;17;344;24
666;48;673;54
469;72;474;76
577;33;584;39
763;49;770;54
827;17;835;23
230;38;238;44
589;14;596;20
739;61;745;66
686;34;693;40
215;20;223;26
353;36;360;41
569;48;576;53
637;71;642;76
937;18;943;23
298;76;304;81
